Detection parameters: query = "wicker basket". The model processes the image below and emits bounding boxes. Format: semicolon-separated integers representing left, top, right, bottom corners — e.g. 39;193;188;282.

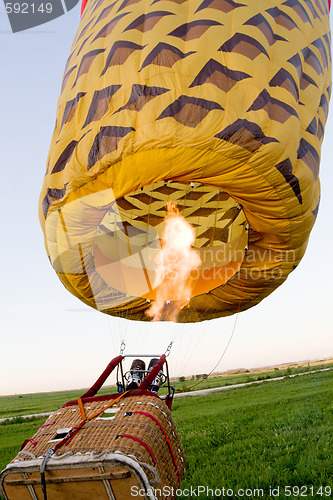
0;391;185;500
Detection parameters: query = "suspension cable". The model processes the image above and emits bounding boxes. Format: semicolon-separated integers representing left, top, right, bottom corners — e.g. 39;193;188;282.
175;272;245;392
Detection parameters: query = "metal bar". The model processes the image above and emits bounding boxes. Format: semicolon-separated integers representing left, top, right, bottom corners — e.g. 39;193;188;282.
6;472;131;485
165;361;171;396
27;485;38;500
119;360;125;392
123;354;162;358
99;465;116;500
103;479;116;500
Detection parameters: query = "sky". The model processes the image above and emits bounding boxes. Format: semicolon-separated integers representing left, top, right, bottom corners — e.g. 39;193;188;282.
0;3;332;396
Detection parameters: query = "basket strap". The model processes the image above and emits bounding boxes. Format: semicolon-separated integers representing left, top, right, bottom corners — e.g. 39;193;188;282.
117;434;156;464
132;411;181;483
20;439;37;450
38;391;129;500
46;391;130;455
77;397;87;420
87;391;129;420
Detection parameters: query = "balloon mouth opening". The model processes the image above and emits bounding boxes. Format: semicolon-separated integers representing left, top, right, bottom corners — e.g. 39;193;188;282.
93;181;248;306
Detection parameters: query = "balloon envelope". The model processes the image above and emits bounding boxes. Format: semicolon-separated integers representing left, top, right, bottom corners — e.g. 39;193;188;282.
39;0;331;322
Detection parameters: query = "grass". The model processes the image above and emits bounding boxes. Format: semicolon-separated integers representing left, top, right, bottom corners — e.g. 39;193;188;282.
0;387;115;420
0;368;332;499
0;362;330;419
0;416;45;476
171;363;332;394
172;370;333;499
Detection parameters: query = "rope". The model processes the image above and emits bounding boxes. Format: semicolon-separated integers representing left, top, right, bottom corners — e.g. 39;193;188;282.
85;391;129;421
40;391;129;499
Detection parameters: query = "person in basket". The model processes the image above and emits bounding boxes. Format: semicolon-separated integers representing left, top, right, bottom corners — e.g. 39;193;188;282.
126;358;163;392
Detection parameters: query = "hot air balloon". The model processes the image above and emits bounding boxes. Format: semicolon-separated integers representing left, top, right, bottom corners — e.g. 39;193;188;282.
1;0;331;498
37;0;331;323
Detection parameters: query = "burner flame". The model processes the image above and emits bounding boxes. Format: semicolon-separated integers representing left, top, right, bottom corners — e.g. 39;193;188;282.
146;202;201;322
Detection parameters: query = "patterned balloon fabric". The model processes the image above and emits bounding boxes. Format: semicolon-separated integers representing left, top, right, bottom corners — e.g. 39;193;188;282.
39;0;331;322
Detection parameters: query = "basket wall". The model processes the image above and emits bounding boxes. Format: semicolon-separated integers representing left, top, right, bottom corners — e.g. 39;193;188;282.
10;393;185;495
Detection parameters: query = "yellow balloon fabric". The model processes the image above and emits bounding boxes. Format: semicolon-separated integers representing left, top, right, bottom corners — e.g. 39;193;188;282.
39;0;331;322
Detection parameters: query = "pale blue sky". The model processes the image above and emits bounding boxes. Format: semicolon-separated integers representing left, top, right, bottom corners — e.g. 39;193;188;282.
0;5;332;395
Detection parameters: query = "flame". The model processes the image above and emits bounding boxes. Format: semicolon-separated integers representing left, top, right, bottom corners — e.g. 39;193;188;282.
146;202;201;322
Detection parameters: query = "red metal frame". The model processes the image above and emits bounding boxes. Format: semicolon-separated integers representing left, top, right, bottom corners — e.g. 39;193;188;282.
62;353;174;409
138;354;166;390
80;355;124;399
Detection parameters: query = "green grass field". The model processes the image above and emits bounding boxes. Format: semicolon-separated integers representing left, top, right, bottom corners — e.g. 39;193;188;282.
172;370;333;499
0;368;332;499
0;363;329;420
